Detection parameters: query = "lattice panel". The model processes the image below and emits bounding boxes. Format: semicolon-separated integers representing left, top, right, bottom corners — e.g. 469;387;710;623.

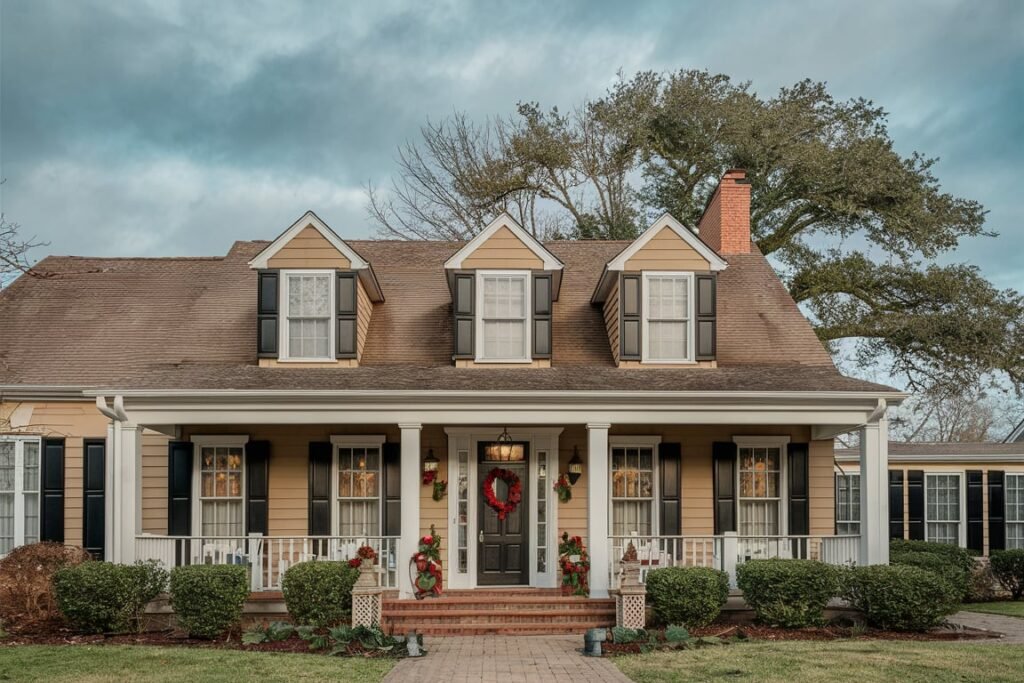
352;592;381;628
616;593;646;629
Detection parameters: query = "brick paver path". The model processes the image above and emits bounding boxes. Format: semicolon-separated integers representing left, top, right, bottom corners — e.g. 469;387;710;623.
949;610;1024;644
383;635;630;682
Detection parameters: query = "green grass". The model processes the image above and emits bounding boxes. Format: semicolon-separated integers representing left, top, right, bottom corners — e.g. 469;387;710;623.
614;641;1024;683
961;601;1024;618
0;645;396;682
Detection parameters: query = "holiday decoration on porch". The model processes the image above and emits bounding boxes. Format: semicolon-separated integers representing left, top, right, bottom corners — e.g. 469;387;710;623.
482;467;522;521
432;478;448;501
422;469;437;486
410;525;443;599
348;544;378;569
559;531;590;596
553;473;573;503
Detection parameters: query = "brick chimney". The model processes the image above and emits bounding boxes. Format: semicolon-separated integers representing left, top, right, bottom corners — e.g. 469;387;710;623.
697;169;751;254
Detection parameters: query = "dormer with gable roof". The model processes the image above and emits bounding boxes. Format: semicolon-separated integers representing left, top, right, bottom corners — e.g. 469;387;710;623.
444;214;564;367
249;211;384;367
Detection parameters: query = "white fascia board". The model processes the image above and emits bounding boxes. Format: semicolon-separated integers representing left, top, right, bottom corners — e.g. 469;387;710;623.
605;213;728;273
443;213;564;271
835;452;1024;464
0;385;90;401
248;210;369;271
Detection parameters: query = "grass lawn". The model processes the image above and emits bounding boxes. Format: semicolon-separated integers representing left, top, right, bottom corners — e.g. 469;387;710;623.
961;601;1024;618
0;645;395;682
614;641;1024;683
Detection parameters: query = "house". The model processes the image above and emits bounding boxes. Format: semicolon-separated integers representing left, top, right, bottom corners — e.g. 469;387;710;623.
835;441;1024;554
0;170;903;603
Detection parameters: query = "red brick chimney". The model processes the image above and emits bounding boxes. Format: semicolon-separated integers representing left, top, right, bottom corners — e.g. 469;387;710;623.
697;169;751;254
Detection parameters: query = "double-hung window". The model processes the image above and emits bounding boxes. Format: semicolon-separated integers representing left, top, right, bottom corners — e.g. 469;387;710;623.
835;473;861;535
194;437;246;537
1005;474;1024;550
335;440;382;537
283;271;333;360
738;445;783;536
643;273;693;362
477;272;529;362
610;445;656;536
0;437;40;555
925;473;962;544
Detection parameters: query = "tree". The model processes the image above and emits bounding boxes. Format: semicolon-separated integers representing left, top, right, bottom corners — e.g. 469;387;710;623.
1;181;46;287
367;69;1023;395
890;384;1021;443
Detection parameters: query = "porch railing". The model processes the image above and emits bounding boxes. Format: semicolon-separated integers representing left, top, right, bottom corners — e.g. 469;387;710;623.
135;534;400;591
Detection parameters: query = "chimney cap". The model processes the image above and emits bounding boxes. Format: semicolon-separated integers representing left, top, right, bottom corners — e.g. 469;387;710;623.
723;168;747;179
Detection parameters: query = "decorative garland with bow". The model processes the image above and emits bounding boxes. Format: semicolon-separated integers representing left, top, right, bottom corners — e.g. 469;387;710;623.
482;467;522;521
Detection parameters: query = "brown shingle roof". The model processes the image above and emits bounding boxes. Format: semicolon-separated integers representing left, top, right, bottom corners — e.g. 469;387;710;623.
0;238;885;393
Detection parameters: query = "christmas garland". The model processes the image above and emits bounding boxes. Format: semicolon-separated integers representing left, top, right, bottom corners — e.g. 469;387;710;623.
482;467;522;521
411;525;443;598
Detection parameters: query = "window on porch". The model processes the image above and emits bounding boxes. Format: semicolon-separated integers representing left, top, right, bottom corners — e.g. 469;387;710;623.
738;446;781;536
835;473;861;535
337;446;380;536
199;446;244;537
611;446;654;536
0;437;40;555
925;473;961;544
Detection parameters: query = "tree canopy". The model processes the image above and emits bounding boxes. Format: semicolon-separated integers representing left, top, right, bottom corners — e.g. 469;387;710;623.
368;69;1022;395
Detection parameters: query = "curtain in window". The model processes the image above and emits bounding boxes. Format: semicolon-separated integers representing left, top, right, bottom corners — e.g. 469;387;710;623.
287;274;330;358
738;447;781;536
338;447;380;536
926;474;960;544
0;442;13;555
1007;475;1024;550
22;442;39;546
646;276;689;360
200;446;244;537
481;275;527;360
611;447;654;536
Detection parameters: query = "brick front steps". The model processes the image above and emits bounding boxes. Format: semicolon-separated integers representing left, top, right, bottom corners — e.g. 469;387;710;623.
382;588;616;636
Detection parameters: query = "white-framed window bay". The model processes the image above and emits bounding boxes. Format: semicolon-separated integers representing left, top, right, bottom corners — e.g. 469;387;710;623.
190;435;248;538
835;472;861;536
1007;473;1024;550
330;435;386;538
280;269;335;361
924;472;965;545
735;436;789;537
642;271;695;363
0;436;41;556
475;270;531;363
609;436;662;537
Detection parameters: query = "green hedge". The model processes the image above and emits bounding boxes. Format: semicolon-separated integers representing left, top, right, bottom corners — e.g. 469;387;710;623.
843;564;960;631
645;566;729;628
891;550;970;600
169;565;249;639
990;549;1024;600
281;561;360;627
736;559;839;627
53;561;167;634
889;539;976;573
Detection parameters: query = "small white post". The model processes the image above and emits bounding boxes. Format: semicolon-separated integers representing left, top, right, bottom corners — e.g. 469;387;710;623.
587;423;611;598
722;531;739;588
399;423;422;599
248;533;264;592
859;415;890;566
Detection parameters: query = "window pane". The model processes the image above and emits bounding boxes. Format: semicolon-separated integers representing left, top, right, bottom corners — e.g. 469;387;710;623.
23;492;39;545
611;447;654;536
0;442;14;492
0;491;13;555
648;321;687;360
23;442;39;491
338;446;382;536
201;500;243;537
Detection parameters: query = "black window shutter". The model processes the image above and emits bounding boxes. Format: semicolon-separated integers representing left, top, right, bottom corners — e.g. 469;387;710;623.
257;270;279;357
532;273;552;359
694;274;717;360
308;442;332;535
989;470;1006;551
382;442;401;537
712;441;737;534
658;443;681;537
966;470;984;553
336;272;358;358
888;470;904;539
246;440;270;536
82;439;106;559
788;443;809;536
453;273;475;359
168;441;194;536
907;470;925;541
40;438;65;543
620;274;642;360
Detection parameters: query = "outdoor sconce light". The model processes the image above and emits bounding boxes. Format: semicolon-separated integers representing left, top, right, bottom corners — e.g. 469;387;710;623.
423;448;439;476
568;446;584;485
496;426;514;461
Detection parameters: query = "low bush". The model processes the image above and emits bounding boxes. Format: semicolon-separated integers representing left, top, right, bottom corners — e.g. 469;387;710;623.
645;566;729;628
990;549;1024;600
966;560;998;602
169;565;249;639
736;559;839;627
889;540;976;573
53;561;167;634
843;564;960;631
282;561;359;628
891;550;970;600
0;542;92;634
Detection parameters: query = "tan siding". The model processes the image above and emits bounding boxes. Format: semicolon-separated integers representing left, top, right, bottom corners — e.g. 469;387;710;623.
623;226;711;271
419;427;448;569
808;439;835;536
356;276;373;361
267;225;351;269
603;277;620;364
141;430;171;534
461;225;544;269
560;426;589;547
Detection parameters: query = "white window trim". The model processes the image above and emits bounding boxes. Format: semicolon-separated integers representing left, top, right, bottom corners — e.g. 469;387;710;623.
608;437;662;538
924;471;967;546
279;269;336;362
0;436;42;552
733;436;790;536
835;472;861;535
641;271;696;364
190;435;249;538
1006;473;1024;550
330;435;386;538
474;269;532;363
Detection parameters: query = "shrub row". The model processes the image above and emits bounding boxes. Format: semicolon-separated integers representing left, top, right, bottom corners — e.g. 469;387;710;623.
645;566;729;628
736;559;839;627
54;561;168;634
281;560;360;627
991;549;1024;600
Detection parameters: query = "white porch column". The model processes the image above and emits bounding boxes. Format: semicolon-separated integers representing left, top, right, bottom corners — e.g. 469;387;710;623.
859;415;889;566
109;422;141;564
399;423;422;599
587;423;610;598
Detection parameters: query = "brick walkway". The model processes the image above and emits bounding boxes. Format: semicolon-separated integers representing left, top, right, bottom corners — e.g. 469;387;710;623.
949;610;1024;644
383;635;630;683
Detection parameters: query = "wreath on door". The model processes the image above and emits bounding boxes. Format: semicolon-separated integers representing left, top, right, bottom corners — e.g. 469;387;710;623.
482;467;523;521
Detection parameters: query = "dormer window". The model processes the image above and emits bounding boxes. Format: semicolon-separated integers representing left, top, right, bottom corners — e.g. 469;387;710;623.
477;271;530;362
643;272;693;363
282;270;333;360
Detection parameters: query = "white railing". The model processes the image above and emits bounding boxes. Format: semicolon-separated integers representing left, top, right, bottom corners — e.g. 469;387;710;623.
135;534;400;591
609;535;721;586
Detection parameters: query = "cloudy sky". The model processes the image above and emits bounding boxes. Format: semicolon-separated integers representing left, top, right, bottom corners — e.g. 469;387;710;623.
1;0;1021;292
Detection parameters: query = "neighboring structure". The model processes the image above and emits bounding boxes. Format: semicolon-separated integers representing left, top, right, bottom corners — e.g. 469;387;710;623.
835;442;1024;554
1007;417;1024;444
0;170;904;599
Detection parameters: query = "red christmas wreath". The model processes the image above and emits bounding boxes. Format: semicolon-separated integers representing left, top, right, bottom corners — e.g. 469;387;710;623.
482;467;522;521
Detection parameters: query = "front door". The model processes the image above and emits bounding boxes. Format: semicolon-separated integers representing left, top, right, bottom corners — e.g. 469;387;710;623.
477;441;529;585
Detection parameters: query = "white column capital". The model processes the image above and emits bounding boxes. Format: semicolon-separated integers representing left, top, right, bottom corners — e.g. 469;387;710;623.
398;423;423;431
586;423;611;431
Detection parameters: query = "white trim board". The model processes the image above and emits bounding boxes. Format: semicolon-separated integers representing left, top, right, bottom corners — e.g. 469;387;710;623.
443;213;564;271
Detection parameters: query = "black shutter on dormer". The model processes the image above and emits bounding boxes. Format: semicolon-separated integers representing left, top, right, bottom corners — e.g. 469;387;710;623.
712;441;737;533
695;274;717;360
620;274;642;360
336;272;358;358
40;438;65;543
453;273;475;359
533;273;552;359
257;270;279;357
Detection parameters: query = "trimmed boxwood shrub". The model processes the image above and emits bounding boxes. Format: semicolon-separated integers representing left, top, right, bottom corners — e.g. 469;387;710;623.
889;539;976;573
843;564;960;631
169;565;249;639
281;560;360;627
736;559;839;627
53;560;167;634
891;550;970;600
990;549;1024;600
645;566;729;628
